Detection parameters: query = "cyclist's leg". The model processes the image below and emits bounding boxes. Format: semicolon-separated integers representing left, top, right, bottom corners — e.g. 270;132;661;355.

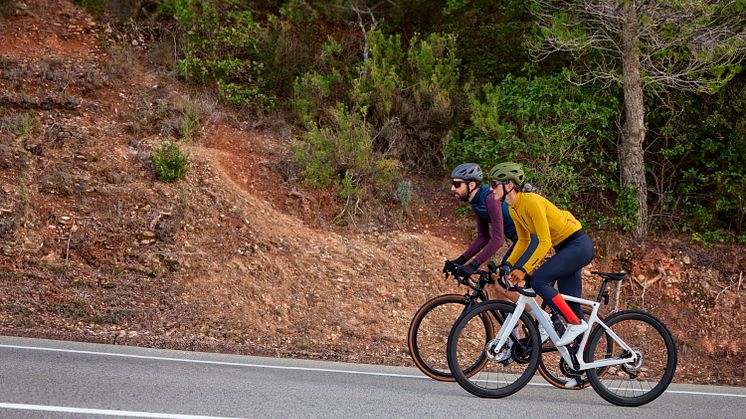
529;235;593;323
556;269;583;320
485;282;518;303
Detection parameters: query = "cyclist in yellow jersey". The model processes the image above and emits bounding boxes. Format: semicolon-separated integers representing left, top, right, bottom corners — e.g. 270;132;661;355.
488;162;595;348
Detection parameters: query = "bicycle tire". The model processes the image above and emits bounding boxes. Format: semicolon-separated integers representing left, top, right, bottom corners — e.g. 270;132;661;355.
407;294;493;381
447;300;541;398
537;308;614;390
585;310;677;407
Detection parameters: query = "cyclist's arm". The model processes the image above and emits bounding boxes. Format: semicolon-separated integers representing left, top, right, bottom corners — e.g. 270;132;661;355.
471;194;505;265
460;213;489;261
518;199;552;272
509;234;539;270
506;218;531;267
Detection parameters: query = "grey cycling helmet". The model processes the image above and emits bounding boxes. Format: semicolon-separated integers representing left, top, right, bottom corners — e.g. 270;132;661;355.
451;163;483;182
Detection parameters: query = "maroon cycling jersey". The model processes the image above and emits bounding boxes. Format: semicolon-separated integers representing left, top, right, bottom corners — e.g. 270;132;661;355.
461;186;505;265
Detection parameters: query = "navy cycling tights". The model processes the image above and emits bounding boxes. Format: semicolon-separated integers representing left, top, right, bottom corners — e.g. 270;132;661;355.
530;232;594;321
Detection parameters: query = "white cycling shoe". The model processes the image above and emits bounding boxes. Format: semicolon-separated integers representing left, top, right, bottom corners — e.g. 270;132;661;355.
564;378;579;388
555;320;588;346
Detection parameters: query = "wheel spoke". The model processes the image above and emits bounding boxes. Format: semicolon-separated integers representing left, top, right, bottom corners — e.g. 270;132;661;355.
586;311;676;407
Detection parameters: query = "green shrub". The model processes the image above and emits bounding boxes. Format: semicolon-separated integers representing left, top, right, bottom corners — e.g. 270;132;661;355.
152;140;190;182
293;103;400;206
8;112;38;139
162;1;276;111
446;74;617;209
351;30;464;169
646;76;746;236
291;36;347;128
174;97;201;141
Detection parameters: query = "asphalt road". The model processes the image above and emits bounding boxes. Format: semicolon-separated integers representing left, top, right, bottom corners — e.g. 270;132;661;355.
1;336;744;418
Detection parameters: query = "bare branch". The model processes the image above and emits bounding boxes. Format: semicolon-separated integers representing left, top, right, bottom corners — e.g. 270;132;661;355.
529;0;746;92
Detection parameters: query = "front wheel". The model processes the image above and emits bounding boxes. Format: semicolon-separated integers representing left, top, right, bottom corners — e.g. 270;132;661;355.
447;300;540;398
407;294;491;381
585;310;677;407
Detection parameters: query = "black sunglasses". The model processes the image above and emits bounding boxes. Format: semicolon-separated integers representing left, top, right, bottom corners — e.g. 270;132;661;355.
490;180;510;188
452;180;465;188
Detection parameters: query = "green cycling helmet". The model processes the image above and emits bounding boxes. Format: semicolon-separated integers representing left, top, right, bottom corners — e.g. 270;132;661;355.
489;162;525;185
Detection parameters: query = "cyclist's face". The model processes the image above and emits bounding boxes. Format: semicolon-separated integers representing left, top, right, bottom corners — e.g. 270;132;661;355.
490;180;510;200
451;178;468;198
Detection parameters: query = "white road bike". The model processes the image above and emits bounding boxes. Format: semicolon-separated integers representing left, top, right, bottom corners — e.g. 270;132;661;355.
446;263;677;407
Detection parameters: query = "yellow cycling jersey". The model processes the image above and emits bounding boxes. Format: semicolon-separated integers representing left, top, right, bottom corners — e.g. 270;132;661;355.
506;192;582;272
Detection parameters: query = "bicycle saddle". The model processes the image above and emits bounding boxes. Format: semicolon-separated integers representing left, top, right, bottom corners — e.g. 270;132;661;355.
590;271;626;281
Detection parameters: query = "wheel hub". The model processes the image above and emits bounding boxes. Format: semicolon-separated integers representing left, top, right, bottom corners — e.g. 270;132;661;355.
622;348;644;377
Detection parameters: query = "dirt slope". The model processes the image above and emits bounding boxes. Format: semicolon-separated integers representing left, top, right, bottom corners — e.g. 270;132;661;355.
1;1;744;385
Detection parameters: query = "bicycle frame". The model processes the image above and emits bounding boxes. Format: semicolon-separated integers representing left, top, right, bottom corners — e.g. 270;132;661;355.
489;290;638;371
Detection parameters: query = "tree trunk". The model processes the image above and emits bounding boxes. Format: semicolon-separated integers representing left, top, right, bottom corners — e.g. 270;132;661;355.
620;3;648;239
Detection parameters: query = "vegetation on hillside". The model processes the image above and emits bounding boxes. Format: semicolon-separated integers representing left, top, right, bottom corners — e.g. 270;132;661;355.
81;0;746;243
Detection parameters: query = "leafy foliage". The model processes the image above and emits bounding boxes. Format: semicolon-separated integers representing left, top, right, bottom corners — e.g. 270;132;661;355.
646;72;746;238
292;104;400;210
152;140;190;182
352;30;465;170
158;0;275;110
137;0;746;237
445;74;617;210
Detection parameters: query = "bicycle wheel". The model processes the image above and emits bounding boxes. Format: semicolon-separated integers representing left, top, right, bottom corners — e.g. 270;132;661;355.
585;310;677;407
447;300;540;398
407;294;493;381
538;308;614;390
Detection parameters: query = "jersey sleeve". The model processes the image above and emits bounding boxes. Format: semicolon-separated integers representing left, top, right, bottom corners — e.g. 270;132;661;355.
461;213;489;261
506;212;532;267
520;196;553;272
472;195;505;265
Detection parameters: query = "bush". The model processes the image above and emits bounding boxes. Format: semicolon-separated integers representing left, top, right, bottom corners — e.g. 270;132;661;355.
291;36;349;128
161;1;275;111
351;30;465;170
3;112;39;139
293;103;400;209
446;74;617;210
646;75;746;236
152;140;190;182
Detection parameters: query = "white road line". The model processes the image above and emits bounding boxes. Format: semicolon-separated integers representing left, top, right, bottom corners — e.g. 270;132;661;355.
0;343;425;379
0;402;243;418
664;390;746;398
2;343;745;399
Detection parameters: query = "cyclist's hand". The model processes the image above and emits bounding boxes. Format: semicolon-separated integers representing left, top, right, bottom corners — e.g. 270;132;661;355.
509;269;527;287
443;260;456;275
456;263;476;279
444;256;467;275
496;263;511;288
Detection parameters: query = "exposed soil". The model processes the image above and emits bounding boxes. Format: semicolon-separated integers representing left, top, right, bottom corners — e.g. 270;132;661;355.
1;1;744;386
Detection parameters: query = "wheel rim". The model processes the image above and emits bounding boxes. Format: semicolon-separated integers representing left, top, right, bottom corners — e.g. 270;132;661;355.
449;303;540;396
587;312;676;405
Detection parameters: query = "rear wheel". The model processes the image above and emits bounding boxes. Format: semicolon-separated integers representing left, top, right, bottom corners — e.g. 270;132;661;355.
447;300;540;398
407;294;492;381
585;310;677;407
